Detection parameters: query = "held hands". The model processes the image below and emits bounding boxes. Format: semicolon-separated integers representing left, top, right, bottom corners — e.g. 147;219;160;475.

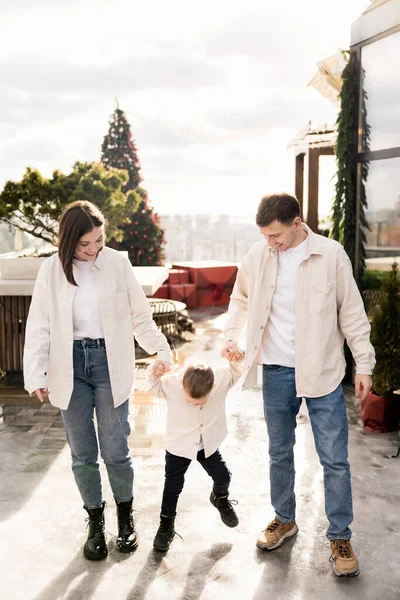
32;388;50;403
355;374;372;402
152;360;172;378
221;341;244;362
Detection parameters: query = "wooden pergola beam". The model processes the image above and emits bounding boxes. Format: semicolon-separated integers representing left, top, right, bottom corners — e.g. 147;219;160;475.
306;146;335;232
295;153;305;215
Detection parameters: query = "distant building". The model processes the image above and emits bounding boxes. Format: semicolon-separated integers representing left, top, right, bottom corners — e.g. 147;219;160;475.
160;214;260;263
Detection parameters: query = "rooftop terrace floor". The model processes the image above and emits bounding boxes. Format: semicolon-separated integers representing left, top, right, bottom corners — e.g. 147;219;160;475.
0;307;399;600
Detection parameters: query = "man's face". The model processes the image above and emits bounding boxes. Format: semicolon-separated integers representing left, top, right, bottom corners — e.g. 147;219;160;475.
259;218;301;252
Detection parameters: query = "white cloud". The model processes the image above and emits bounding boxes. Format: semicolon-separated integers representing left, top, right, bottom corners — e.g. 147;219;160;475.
0;0;369;215
0;53;226;94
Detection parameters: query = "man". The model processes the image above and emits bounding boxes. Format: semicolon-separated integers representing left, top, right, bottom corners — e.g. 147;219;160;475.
222;192;375;578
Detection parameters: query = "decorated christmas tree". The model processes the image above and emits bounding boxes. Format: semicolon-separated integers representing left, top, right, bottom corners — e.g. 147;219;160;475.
111;188;165;266
101;105;165;265
101;106;142;192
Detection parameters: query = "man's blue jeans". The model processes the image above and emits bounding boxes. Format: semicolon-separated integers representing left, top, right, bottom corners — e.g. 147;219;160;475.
61;339;133;509
262;364;353;540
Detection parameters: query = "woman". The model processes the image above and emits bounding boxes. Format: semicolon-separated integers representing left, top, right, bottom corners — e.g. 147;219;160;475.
23;200;172;560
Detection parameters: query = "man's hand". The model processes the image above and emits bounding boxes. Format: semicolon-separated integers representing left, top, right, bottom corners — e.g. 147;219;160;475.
32;388;50;403
152;361;172;377
221;341;243;362
355;374;372;401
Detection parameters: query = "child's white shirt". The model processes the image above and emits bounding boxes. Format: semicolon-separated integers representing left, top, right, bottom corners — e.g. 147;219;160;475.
147;361;244;460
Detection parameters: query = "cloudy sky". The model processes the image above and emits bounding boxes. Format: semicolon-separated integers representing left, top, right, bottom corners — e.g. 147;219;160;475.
0;0;368;217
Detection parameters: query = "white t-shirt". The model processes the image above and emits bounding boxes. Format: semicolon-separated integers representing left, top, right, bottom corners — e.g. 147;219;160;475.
260;237;308;367
72;259;104;340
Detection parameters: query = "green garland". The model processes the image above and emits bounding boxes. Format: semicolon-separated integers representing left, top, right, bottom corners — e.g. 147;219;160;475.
331;51;370;285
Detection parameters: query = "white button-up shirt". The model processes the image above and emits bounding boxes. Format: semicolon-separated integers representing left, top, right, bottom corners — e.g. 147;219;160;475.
147;362;245;460
23;247;172;409
224;224;375;397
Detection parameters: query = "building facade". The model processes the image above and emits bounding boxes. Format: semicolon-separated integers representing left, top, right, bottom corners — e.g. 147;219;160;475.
351;0;400;267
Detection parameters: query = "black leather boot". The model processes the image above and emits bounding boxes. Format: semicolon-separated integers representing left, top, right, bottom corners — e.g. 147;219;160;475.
83;501;108;560
116;498;139;553
153;514;176;552
210;491;239;527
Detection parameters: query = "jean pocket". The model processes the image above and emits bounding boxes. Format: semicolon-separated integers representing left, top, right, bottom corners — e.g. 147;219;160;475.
263;364;283;372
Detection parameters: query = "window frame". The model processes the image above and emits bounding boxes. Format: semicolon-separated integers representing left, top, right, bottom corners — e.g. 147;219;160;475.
351;24;400;280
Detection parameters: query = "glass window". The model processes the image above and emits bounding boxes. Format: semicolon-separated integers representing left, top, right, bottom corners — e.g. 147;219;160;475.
364;157;400;258
361;31;400;152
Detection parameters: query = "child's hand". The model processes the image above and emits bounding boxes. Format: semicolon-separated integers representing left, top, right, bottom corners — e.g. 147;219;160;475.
32;388;50;402
152;361;171;377
234;350;245;362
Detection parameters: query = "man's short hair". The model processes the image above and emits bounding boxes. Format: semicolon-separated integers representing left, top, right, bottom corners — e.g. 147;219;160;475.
256;192;301;227
182;364;214;399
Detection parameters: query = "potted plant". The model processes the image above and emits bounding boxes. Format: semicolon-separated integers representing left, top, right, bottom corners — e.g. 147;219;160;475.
361;262;400;432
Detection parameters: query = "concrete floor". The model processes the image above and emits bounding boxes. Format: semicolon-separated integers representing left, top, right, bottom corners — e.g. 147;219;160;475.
0;307;399;600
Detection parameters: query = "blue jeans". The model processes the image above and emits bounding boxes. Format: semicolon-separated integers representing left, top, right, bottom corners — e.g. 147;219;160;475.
61;339;133;509
262;365;353;540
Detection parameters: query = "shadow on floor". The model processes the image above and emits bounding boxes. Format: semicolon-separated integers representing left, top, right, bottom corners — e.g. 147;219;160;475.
0;396;66;522
126;549;165;600
32;549;114;600
180;542;233;600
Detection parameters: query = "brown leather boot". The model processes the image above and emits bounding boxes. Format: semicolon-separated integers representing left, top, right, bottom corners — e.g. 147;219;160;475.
330;540;360;577
256;517;298;550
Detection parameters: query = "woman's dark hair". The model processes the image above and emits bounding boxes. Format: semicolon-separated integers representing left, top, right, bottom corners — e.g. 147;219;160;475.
256;192;301;227
58;201;105;285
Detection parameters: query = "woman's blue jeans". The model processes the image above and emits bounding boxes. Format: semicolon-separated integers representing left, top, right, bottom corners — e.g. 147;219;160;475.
61;339;133;509
262;364;353;540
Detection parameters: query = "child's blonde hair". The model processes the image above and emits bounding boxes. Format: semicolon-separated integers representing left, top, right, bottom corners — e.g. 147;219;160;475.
182;364;214;399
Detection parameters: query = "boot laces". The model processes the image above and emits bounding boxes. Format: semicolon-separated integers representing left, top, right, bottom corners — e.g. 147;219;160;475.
119;509;134;527
266;519;281;533
216;496;238;513
159;520;174;535
330;540;352;561
117;506;136;542
85;515;105;535
158;519;184;542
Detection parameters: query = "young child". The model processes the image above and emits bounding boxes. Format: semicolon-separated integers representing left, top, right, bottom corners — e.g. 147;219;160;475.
147;354;245;552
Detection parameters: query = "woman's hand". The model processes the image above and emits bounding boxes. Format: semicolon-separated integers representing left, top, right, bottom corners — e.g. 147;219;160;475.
152;361;172;377
32;388;50;402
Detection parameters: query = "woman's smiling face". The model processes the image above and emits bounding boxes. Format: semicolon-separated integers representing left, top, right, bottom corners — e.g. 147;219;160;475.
74;226;104;261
